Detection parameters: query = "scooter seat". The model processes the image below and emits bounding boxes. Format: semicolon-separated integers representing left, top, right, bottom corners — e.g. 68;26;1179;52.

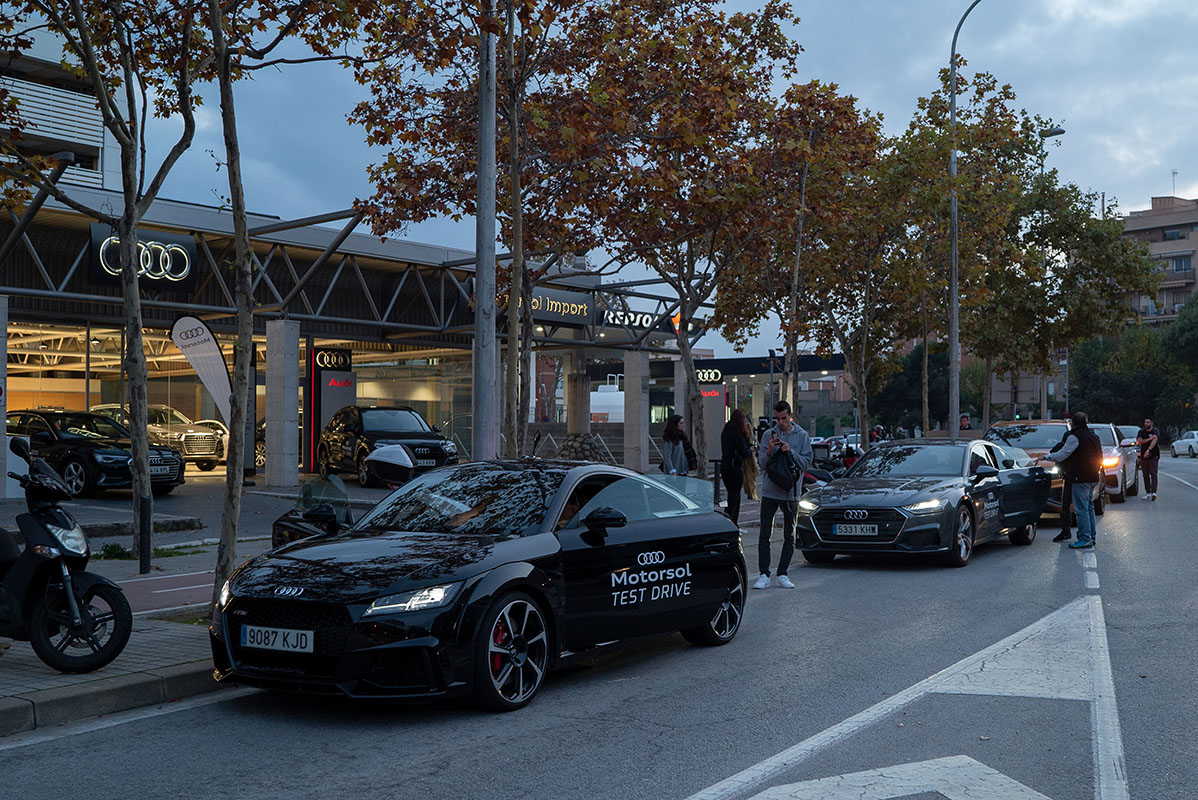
0;528;19;565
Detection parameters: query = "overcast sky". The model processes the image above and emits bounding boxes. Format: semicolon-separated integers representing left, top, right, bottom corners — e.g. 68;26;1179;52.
147;0;1198;357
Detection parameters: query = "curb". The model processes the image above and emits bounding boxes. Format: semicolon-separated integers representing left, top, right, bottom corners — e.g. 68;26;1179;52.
0;660;219;737
8;516;203;545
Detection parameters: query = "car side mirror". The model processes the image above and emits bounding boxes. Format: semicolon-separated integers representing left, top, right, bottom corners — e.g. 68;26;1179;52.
432;424;442;433
302;503;341;534
583;506;626;532
1119;438;1135;448
971;465;999;482
9;436;29;463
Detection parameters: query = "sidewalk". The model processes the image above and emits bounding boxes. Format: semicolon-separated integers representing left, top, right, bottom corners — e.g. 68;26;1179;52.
0;498;202;542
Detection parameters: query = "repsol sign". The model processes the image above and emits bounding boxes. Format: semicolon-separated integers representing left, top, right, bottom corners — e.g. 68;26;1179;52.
88;223;198;290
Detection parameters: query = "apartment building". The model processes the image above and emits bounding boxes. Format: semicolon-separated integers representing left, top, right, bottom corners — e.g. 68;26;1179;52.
1123;196;1197;324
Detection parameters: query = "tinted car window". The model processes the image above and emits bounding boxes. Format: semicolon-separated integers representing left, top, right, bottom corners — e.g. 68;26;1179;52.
353;464;564;538
6;414;25;435
984;424;1068;449
849;445;964;477
147;407;193;426
990;443;1033;469
1090;425;1116;446
362;409;431;434
50;414;129;440
968;447;994;475
26;416;53;437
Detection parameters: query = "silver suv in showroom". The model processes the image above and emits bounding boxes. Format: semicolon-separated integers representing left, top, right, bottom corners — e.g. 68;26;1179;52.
91;404;224;471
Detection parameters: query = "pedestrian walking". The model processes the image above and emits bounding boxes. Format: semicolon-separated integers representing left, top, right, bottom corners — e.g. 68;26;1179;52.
662;414;690;476
719;409;753;525
1136;417;1160;501
753;401;813;589
1044;410;1102;549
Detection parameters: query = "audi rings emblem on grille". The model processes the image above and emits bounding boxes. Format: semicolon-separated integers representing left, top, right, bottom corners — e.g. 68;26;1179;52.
273;586;305;598
315;351;351;369
637;551;666;566
99;236;191;281
844;509;869;521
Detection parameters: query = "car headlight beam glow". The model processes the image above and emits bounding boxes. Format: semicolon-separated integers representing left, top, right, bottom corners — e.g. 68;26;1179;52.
1102;457;1120;468
797;499;819;515
364;582;462;617
219;579;232;608
903;499;943;514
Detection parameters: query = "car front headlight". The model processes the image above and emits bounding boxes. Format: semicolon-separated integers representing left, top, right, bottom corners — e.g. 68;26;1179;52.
1102;456;1120;468
219;579;233;608
903;499;943;514
364;582;462;617
167;431;185;441
47;521;88;556
443;441;458;455
797;498;819;516
95;450;132;465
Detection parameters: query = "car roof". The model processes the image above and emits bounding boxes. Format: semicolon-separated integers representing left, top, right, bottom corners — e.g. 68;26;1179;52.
874;438;973;447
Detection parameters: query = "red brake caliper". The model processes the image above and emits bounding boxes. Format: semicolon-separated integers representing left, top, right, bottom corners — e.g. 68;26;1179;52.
491;621;506;674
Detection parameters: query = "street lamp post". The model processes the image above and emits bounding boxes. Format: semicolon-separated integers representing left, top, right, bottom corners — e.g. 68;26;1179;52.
1039;125;1065;420
948;0;985;437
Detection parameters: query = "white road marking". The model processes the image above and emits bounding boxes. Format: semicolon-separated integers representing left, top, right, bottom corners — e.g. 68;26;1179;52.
1160;472;1198;492
685;599;1094;800
132;602;206;618
1088;596;1129;800
150;583;211;594
118;570;214;584
1083;552;1097;569
750;755;1052;800
1085;572;1100;589
0;688;256;752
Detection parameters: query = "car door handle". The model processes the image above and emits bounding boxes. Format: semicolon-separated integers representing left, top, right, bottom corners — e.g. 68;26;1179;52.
707;542;732;553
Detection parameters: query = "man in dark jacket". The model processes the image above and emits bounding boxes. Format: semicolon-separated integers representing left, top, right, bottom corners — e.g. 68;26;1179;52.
1044;411;1103;549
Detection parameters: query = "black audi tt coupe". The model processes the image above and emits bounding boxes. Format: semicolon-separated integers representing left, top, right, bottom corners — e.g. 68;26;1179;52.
794;439;1051;567
211;460;747;710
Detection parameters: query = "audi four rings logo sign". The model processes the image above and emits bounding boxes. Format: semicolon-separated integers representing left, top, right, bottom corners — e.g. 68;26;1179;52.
315;351;352;370
696;369;723;383
178;326;206;342
637;551;666;566
99;236;191;281
273;586;304;598
844;509;869;520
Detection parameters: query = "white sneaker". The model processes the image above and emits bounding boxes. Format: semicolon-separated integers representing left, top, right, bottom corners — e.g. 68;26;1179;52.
774;575;795;589
1141;494;1151;501
752;573;771;590
1151;493;1157;501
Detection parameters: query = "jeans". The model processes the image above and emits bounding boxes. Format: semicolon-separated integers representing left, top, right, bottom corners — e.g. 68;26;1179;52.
722;471;743;524
1071;482;1097;544
1142;458;1158;494
759;497;797;576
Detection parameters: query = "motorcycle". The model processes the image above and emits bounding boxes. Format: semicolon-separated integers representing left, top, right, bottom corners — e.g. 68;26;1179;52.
0;437;132;673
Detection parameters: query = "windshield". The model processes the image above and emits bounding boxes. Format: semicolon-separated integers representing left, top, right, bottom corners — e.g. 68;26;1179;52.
849;444;964;478
362;408;431;434
353;463;563;538
147;407;193;426
50;414;130;440
984;424;1067;449
1117;426;1139;440
1090;425;1116;446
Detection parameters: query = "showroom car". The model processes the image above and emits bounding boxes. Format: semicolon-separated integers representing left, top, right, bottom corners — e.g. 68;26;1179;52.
1172;430;1198;458
5;410;185;497
794;439;1052;567
316;405;458;487
211;461;747;710
91;403;224;471
983;421;1105;518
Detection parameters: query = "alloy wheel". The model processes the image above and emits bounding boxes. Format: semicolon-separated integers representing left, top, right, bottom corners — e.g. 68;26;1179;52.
709;566;745;640
62;461;86;496
487;599;548;705
956;507;974;561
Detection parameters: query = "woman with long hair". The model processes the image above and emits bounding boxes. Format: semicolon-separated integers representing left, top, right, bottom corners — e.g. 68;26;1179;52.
662;414;689;475
720;409;753;524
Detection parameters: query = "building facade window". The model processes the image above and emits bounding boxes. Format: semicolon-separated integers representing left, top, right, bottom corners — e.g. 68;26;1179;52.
1173;255;1193;273
1164;229;1185;241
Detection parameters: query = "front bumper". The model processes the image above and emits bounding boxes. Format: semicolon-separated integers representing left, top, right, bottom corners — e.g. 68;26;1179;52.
795;506;953;555
210;596;471;699
94;453;185;490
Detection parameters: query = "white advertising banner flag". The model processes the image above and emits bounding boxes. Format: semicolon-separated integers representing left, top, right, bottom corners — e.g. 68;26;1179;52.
170;316;233;424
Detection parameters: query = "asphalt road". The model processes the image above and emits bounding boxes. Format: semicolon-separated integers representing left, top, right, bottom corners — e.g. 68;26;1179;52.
2;459;1194;800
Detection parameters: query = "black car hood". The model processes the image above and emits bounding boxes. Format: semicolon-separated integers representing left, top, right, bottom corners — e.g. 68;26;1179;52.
72;437;173;456
231;529;547;603
366;431;446;445
809;476;960;507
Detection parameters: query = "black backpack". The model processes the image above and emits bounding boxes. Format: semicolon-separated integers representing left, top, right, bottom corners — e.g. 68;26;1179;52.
766;448;800;492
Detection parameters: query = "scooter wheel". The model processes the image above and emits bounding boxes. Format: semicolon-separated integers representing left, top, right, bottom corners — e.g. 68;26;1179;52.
29;581;132;674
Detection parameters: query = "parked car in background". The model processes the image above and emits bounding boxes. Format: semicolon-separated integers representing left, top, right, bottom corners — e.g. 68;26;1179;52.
195;419;228;465
1171;430;1198;458
317;405;458;487
1090;422;1136;502
983;421;1105;519
5;410;184;497
91;404;223;471
254;416;305;469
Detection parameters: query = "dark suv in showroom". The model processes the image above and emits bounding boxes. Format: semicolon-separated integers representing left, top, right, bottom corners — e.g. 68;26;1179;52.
316;405;457;487
6;410;185;496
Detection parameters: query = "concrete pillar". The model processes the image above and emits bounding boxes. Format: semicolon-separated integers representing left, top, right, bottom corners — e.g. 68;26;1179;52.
565;349;590;435
751;383;764;424
265;319;300;487
673;360;687;421
623;350;650;472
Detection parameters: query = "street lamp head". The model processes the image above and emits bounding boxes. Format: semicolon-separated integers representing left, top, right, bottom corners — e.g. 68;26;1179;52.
1039;126;1066;139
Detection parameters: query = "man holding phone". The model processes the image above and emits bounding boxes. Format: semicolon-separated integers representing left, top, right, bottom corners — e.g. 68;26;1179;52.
753;401;813;590
1137;417;1160;501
